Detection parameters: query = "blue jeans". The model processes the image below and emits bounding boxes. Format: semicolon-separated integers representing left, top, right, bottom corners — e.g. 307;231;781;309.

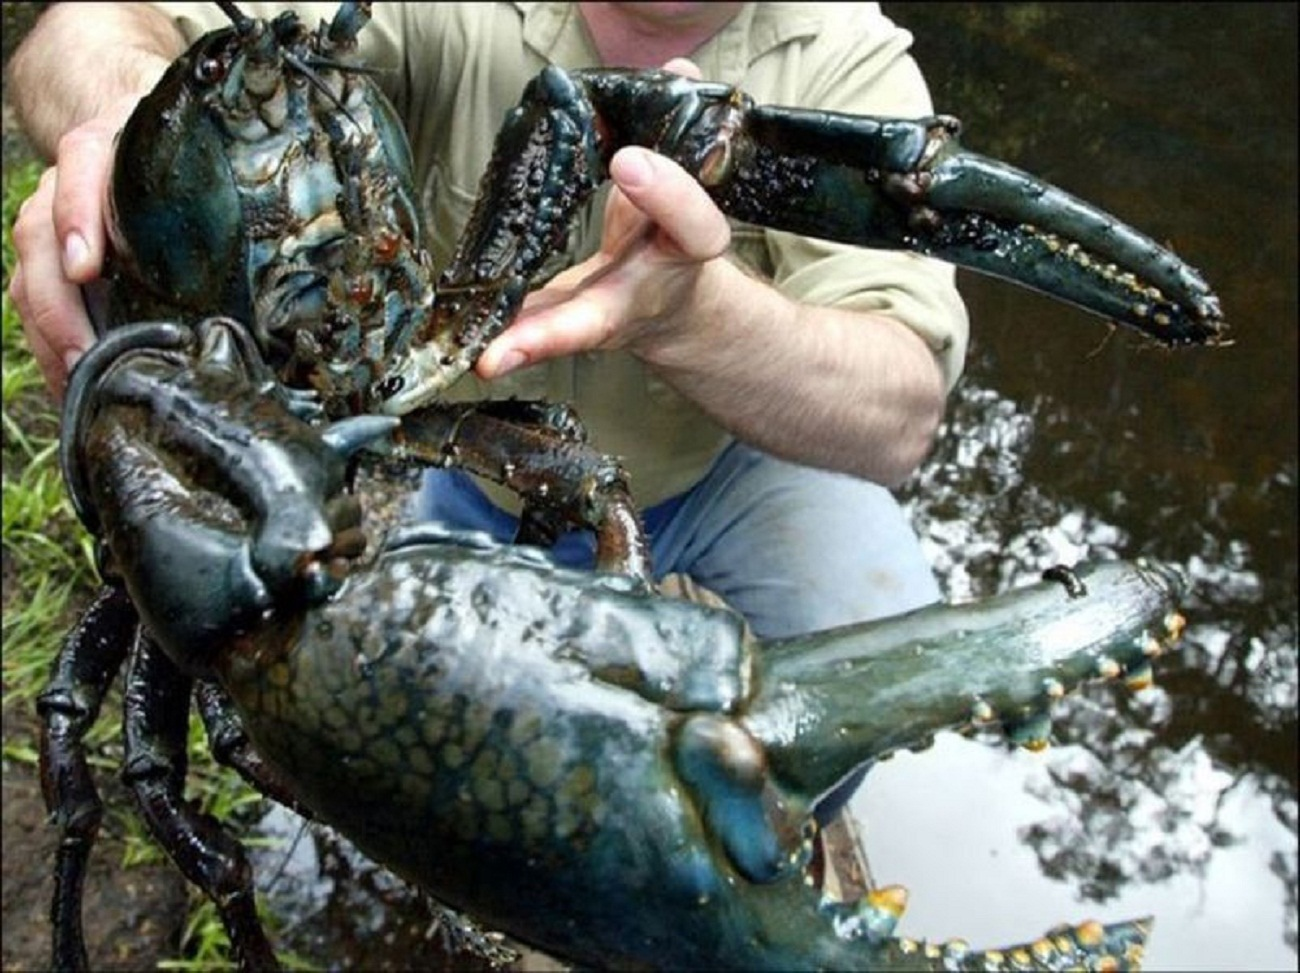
414;439;940;638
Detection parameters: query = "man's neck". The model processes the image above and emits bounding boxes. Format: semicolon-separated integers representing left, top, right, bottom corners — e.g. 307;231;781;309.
577;2;745;68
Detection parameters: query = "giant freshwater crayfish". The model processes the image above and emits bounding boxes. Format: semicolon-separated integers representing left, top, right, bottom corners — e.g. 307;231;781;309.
38;1;1229;970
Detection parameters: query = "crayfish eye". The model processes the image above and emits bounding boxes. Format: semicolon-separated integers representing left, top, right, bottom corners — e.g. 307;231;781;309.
195;56;227;85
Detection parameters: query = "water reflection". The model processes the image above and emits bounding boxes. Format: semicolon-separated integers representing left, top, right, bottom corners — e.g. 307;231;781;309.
859;735;1296;971
861;364;1296;969
862;4;1297;968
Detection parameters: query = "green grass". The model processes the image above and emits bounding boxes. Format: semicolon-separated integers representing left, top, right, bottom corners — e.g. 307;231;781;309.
2;160;311;970
1;158;91;702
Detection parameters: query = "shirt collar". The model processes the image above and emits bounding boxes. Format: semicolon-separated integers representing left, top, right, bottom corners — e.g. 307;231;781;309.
514;2;824;74
516;2;579;62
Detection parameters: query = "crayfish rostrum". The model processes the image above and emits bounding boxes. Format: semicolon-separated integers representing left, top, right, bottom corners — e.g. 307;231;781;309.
39;1;1226;970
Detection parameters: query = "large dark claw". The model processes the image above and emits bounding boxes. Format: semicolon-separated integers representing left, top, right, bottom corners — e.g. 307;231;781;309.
744;559;1186;806
378;68;1226;416
718;105;1226;346
67;320;383;672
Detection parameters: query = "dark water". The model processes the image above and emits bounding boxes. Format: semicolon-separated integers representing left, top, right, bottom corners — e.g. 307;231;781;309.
855;4;1296;969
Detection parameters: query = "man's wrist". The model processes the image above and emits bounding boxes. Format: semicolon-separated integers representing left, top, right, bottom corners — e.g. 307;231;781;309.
632;256;791;370
9;4;179;158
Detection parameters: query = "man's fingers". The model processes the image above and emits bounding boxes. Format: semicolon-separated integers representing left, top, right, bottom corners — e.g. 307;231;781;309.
51;121;119;283
7;264;58;391
661;57;703;80
608;147;731;262
477;58;726;381
12;263;85;402
10;175;96;400
477;292;618;379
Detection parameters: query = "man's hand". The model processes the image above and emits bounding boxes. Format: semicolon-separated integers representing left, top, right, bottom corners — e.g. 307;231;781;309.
475;58;732;380
9;95;142;400
472;57;945;486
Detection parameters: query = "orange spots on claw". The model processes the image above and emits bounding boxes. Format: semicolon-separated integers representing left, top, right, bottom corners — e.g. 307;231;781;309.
944;937;970;958
1125;662;1155;691
1075;919;1105;947
867;884;909;917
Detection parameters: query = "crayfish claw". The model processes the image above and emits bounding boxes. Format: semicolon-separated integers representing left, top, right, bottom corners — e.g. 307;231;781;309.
819;884;910;945
323;494;365;534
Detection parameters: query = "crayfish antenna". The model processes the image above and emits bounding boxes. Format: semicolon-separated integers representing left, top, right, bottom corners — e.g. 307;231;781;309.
215;0;254;33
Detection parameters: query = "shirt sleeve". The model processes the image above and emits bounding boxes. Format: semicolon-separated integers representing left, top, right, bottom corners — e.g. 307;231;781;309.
747;4;970;391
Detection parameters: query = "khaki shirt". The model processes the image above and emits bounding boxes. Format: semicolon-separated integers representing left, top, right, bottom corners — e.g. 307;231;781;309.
153;2;969;506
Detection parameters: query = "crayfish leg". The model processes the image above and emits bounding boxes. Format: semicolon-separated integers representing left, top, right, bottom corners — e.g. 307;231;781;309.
195;681;313;819
37;583;138;972
397;399;653;581
123;637;281;971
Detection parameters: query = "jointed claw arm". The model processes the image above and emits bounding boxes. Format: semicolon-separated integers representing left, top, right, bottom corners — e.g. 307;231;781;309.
375;68;1226;415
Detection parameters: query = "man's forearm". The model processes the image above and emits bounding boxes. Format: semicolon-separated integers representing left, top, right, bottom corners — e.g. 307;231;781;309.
637;258;946;488
7;2;183;159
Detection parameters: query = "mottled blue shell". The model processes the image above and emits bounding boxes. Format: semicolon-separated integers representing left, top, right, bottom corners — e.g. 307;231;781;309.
106;11;429;411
